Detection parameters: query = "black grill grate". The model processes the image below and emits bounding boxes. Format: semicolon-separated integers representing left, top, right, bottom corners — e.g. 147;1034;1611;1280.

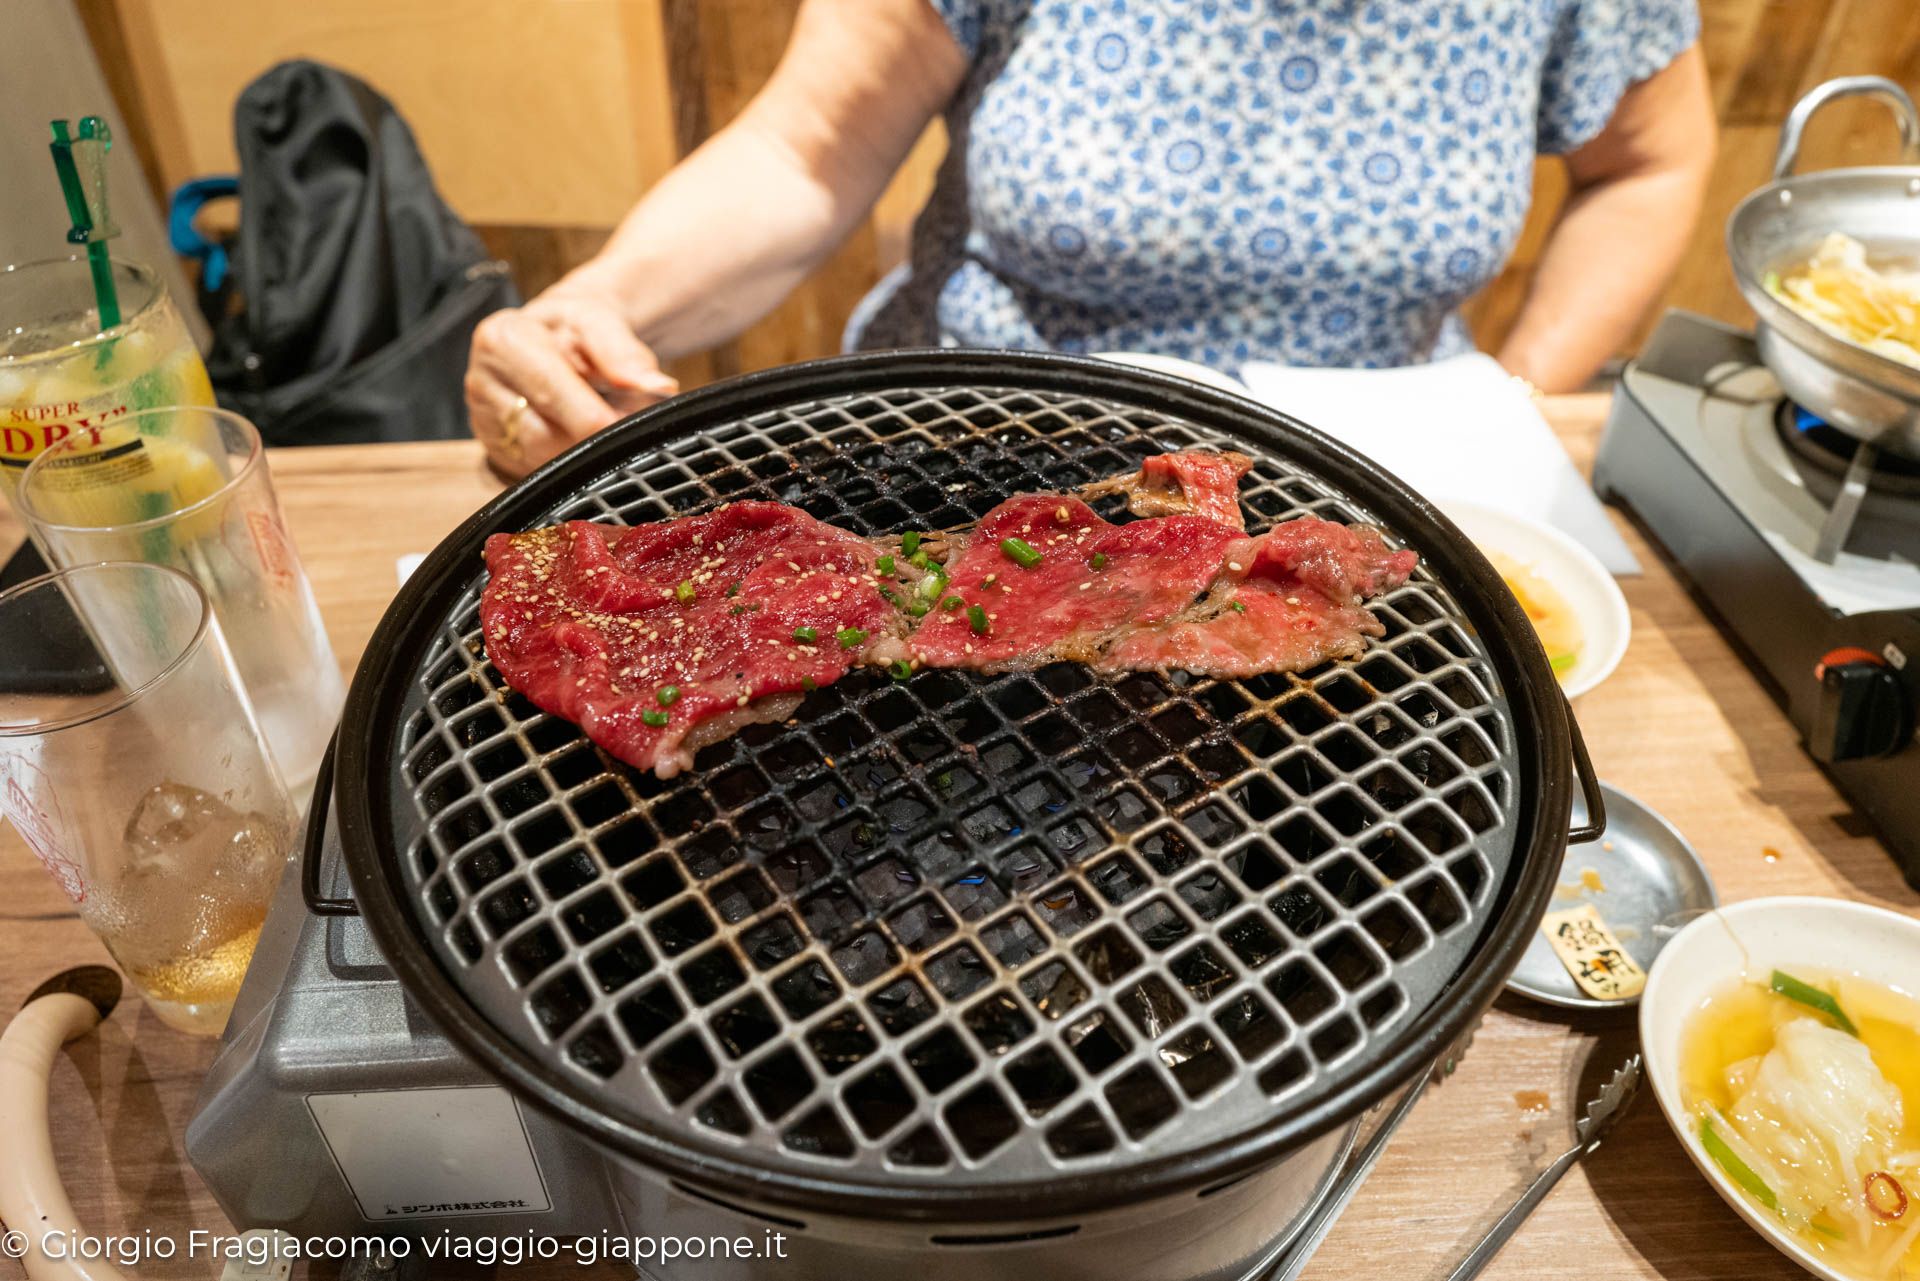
389;383;1517;1180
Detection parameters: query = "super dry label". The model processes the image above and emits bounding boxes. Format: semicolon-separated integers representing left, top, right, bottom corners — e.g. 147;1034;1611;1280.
0;400;131;482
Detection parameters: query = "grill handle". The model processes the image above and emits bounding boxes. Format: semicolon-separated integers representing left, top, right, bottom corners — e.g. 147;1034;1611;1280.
300;730;360;917
1566;702;1606;845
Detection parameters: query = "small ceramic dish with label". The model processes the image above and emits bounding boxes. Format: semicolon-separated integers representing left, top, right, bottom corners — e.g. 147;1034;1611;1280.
1506;782;1717;1010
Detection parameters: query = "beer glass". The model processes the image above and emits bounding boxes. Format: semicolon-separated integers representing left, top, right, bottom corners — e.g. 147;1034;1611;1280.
0;562;297;1035
0;256;213;499
18;405;344;800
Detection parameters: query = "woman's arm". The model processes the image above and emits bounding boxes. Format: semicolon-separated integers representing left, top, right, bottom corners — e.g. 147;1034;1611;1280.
467;0;966;475
1495;45;1716;393
581;0;966;356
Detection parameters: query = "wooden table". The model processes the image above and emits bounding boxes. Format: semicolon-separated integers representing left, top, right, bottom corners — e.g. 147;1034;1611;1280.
2;399;1914;1280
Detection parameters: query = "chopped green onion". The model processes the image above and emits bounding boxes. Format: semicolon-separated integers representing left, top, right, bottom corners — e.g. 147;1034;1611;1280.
876;554;896;575
1229;600;1247;614
727;581;741;598
1001;537;1042;569
908;601;930;617
641;709;669;728
941;595;963;611
1702;1117;1778;1211
1770;970;1859;1036
730;605;748;615
677;580;696;603
916;572;945;600
879;586;903;608
1812;1222;1847;1240
909;550;930;570
1090;552;1108;570
837;627;868;649
656;686;680;706
934;771;953;791
1550;652;1578;674
1763;270;1782;294
968;604;990;634
793;626;818;643
888;659;912;680
902;531;922;557
802;676;817;692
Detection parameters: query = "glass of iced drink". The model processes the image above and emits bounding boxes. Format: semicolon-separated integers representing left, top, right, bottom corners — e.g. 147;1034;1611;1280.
0;562;297;1036
17;405;344;802
0;256;213;499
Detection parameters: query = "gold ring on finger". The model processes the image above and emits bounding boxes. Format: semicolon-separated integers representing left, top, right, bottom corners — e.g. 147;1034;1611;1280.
500;395;531;460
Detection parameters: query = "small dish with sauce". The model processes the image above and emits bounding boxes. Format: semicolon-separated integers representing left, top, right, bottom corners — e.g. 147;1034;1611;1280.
1437;501;1630;699
1506;780;1717;1010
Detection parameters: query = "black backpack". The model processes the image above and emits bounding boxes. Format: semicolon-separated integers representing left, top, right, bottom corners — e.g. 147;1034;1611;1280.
196;60;518;446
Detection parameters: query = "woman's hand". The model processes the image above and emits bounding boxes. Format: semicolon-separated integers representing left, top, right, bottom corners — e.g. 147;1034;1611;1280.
463;0;965;477
466;283;680;478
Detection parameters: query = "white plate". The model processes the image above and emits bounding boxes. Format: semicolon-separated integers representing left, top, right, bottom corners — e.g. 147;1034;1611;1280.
1639;896;1920;1281
1089;351;1251;397
1436;500;1630;699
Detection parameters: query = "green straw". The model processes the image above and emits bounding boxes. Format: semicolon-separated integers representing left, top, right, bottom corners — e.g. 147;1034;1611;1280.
48;116;120;329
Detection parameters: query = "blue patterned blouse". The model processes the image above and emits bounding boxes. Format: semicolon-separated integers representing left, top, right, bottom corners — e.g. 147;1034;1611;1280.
848;0;1698;373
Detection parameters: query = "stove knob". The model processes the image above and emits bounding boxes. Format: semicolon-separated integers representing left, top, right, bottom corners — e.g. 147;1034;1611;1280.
1812;660;1913;762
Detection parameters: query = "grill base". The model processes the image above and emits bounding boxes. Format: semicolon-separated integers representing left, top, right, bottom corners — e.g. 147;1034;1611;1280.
186;842;626;1240
617;1124;1351;1281
189;816;1418;1277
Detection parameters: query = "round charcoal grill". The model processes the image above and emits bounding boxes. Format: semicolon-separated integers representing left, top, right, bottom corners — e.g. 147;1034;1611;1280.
322;351;1599;1280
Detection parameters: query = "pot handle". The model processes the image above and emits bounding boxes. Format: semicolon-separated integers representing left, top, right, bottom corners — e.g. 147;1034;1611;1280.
1566;700;1606;845
1774;75;1920;180
300;729;360;917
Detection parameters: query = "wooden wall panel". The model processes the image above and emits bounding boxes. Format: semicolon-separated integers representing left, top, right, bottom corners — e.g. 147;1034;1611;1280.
97;0;677;229
1723;0;1838;125
1699;0;1769;116
875;122;947;270
70;0;172;210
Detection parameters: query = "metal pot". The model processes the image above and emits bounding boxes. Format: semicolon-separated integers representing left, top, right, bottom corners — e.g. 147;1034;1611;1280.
1727;75;1920;455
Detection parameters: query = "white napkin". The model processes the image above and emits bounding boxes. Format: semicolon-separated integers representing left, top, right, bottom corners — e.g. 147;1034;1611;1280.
1236;354;1640;575
1764;532;1920;617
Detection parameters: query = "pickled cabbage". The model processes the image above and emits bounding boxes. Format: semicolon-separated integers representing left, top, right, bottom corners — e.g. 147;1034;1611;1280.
1683;973;1920;1279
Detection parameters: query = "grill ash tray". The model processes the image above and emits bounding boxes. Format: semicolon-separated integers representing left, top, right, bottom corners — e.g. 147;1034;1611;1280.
332;352;1572;1218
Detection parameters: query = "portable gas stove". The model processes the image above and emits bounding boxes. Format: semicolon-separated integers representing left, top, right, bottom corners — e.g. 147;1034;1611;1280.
1596;310;1920;889
189;350;1592;1280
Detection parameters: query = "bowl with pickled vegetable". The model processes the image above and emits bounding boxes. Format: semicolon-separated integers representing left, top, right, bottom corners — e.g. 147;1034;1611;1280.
1641;896;1920;1281
1435;501;1629;699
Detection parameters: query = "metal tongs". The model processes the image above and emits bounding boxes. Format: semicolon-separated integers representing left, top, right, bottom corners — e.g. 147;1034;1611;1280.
1443;1055;1643;1281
